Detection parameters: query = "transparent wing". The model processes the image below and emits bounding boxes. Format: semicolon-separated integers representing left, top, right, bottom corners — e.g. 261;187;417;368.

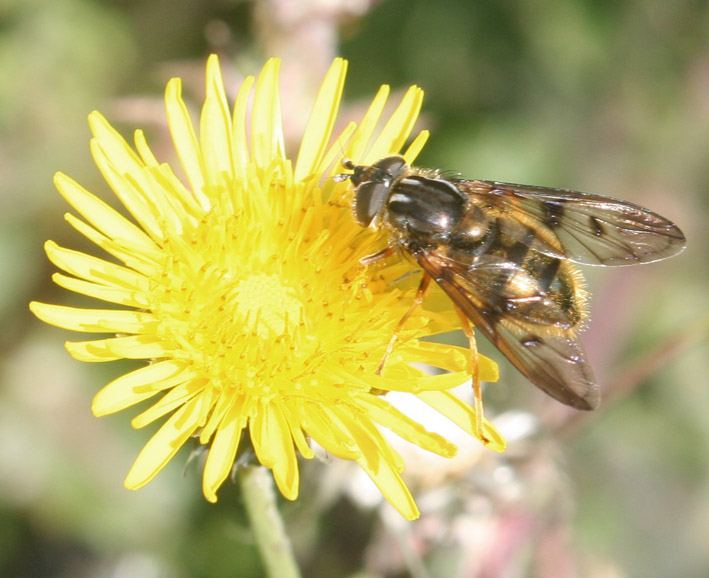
417;250;600;410
460;180;686;266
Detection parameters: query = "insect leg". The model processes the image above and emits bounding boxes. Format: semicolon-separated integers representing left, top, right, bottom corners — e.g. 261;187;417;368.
453;305;491;445
360;245;397;266
376;272;432;375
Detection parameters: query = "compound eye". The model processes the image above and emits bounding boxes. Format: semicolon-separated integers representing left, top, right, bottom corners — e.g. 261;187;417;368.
371;155;407;179
353;181;391;227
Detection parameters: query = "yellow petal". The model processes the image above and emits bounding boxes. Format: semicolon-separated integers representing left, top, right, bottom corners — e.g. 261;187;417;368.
52;273;149;309
92;359;197;415
356;455;419;521
124;396;202;490
335;406;404;472
409;341;500;383
300;405;361;461
30;301;157;334
281;401;314;460
90;112;189;241
250;399;287;469
345;416;419;520
347;84;390;163
251;58;284;170
165;78;208;207
88;111;147;179
294;57;347;182
45;240;148;291
203;406;244;503
417;390;507;452
366;85;424;163
102;334;172;359
54;172;156;249
200;54;234;192
200;392;243;445
133;129;205;217
67;334;168;363
89;138;164;240
230;75;255;181
63;212;161;276
130;378;205;429
65;339;123;362
262;403;299;501
354;394;458;458
402;129;430;164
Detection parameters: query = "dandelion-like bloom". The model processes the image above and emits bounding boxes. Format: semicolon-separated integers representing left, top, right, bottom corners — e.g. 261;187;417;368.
30;55;505;520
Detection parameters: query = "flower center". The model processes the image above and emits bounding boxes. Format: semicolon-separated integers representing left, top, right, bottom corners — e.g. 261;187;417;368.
234;273;303;339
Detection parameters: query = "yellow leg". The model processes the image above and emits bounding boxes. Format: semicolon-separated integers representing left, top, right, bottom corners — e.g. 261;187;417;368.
377;273;432;375
453;306;491;445
360;245;397;266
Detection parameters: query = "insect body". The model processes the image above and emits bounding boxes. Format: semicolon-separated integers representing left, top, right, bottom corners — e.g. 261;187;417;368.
338;156;686;442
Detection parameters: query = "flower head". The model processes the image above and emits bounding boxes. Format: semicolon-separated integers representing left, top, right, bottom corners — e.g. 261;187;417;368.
30;55;504;520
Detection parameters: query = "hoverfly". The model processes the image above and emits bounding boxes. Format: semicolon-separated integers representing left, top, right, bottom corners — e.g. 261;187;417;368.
336;155;686;443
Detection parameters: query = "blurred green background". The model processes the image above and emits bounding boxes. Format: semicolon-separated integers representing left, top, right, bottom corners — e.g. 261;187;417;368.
2;0;707;576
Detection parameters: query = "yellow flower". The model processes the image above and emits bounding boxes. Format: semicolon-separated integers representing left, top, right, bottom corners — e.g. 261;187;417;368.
29;55;505;520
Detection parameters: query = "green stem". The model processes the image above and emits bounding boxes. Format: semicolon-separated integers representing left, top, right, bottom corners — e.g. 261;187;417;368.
238;465;302;578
